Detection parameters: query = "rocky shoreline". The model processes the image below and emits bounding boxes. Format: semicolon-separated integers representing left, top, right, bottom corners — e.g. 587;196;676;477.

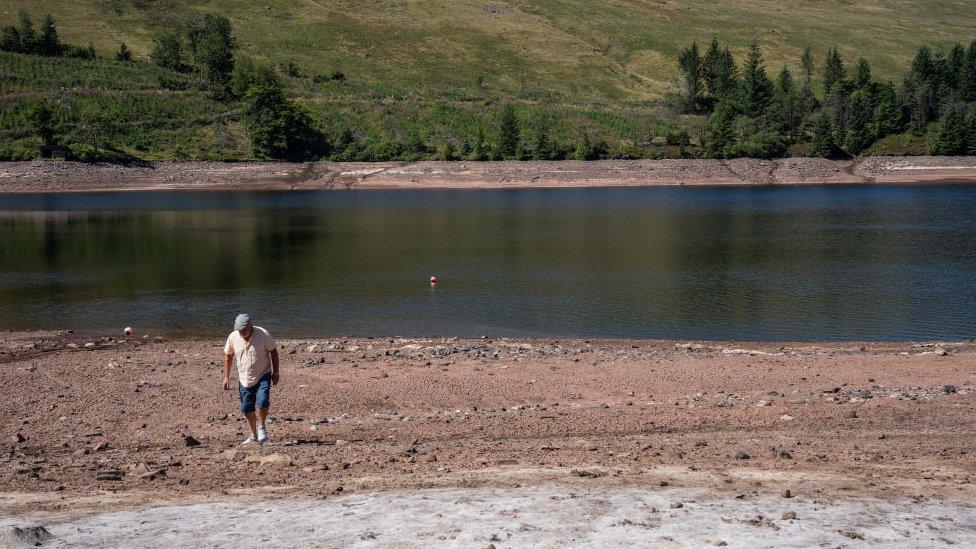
1;330;975;543
1;156;976;192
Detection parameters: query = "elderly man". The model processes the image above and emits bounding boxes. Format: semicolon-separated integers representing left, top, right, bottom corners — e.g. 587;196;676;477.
223;314;280;445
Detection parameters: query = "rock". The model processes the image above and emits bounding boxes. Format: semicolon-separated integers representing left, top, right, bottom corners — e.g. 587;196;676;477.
780;414;795;421
942;385;957;394
222;450;245;462
11;525;53;546
183;435;201;447
756;400;772;407
216;412;228;421
669;502;683;509
84;342;96;349
935;349;948;356
93;441;108;452
735;451;751;460
13;433;26;444
842;410;858;419
90;469;124;480
778;450;793;460
781;489;793;498
244;453;293;467
782;511;797;520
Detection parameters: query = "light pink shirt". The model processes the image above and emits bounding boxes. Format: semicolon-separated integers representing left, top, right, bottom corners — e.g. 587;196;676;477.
224;326;277;387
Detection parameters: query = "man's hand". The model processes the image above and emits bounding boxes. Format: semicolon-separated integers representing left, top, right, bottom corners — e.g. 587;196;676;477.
222;376;230;390
272;371;280;386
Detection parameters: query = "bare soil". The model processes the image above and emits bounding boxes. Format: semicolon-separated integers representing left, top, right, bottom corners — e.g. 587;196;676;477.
1;331;975;522
1;156;976;192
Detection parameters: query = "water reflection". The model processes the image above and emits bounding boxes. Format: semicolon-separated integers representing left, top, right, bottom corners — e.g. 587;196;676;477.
0;185;974;341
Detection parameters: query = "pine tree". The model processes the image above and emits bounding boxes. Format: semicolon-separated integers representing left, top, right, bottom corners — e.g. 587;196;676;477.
801;47;814;87
947;43;965;89
739;40;774;118
928;107;966;155
965;108;976;154
37;14;60;56
25;99;57;148
702;37;737;101
810;114;837;158
497;104;520;159
960;41;976;101
823;49;846;96
678;41;704;113
704;101;736;158
16;11;35;54
843;90;874;155
872;82;903;138
853;58;872;90
116;42;132;62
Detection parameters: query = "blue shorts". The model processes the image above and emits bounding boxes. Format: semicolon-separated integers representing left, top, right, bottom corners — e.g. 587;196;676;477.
239;371;272;413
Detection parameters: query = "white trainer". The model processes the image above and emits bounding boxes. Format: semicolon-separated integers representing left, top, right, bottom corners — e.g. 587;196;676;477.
242;434;258;445
257;426;268;443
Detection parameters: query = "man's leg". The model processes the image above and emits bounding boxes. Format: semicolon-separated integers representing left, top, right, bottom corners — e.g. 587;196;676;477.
239;382;259;441
257;407;269;429
244;411;259;437
255;372;272;441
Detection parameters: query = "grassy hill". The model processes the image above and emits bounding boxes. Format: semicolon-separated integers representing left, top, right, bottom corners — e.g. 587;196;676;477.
2;0;976;160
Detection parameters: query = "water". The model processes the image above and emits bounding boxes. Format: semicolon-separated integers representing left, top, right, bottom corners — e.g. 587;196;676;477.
0;185;974;342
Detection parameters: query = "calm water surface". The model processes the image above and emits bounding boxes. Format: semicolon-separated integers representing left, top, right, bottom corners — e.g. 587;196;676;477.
1;185;974;341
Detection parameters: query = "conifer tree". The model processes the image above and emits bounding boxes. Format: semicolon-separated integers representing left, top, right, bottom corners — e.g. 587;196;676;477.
928;107;966;155
739;40;774;118
37;14;61;56
116;42;132;62
810;114;837;158
497;104;520;159
823;49;846;96
678;41;704;113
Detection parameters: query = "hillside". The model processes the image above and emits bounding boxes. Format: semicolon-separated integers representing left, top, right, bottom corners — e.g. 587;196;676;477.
1;1;976;161
7;0;976;102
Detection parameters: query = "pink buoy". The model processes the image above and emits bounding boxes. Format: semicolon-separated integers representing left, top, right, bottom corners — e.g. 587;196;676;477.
430;275;439;285
123;326;133;336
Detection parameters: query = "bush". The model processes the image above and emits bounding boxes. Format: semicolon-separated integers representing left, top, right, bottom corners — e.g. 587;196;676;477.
244;86;328;161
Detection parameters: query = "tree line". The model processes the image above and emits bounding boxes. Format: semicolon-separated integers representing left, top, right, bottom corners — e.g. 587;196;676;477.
6;9;976;162
677;38;976;158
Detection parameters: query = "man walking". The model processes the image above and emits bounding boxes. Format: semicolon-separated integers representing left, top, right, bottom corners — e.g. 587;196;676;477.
223;313;280;445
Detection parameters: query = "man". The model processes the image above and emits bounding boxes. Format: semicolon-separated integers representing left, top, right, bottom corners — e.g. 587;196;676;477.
223;313;280;445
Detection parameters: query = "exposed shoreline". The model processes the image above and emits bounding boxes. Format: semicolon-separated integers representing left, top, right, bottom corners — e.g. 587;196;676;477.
2;156;976;193
2;331;974;544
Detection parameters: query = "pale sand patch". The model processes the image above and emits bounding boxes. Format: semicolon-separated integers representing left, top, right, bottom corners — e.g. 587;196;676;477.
2;483;973;548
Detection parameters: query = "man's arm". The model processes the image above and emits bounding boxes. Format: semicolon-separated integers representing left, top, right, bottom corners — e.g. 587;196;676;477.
270;349;280;386
223;353;234;390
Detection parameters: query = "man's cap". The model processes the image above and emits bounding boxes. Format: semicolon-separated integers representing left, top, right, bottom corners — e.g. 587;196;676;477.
234;313;252;331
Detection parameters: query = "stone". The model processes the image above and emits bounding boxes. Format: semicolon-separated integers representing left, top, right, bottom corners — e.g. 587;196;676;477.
183;435;201;447
781;511;797;520
222;450;245;462
669;502;683;509
935;349;948;356
244;453;293;467
781;489;793;498
11;525;53;546
90;469;124;480
84;342;96;349
93;441;108;452
842;410;858;419
13;433;26;444
735;451;750;460
756;400;772;407
780;415;795;421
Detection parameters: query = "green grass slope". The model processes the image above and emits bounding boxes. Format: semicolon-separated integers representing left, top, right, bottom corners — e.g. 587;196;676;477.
7;0;976;102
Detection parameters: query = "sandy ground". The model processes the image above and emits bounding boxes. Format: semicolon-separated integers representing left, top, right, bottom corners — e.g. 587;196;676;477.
1;331;976;545
1;156;976;193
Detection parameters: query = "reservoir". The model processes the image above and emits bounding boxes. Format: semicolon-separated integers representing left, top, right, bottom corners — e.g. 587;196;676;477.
1;184;974;341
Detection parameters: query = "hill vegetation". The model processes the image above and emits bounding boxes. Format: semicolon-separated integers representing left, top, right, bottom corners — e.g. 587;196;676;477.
2;1;976;162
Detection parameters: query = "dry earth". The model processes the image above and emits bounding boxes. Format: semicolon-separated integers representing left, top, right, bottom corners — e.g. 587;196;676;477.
1;157;976;193
1;331;976;545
